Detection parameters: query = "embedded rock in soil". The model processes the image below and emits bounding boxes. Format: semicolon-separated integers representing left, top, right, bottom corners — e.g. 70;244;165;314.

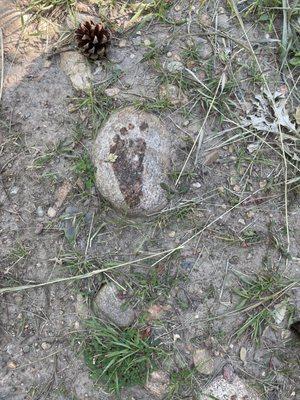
60;51;92;91
94;283;135;327
93;107;171;216
159;84;188;106
145;370;170;399
200;375;261;400
193;348;215;375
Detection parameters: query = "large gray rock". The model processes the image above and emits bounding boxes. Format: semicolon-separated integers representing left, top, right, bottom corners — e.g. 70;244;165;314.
94;283;135;327
93;107;171;215
200;375;261;400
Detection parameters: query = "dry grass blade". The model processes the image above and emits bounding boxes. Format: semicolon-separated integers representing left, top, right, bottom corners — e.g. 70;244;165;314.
228;0;292;257
0;187;264;295
175;73;224;186
0;28;4;102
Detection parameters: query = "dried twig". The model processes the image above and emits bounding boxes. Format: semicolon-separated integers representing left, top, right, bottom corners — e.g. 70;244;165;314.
0;28;4;102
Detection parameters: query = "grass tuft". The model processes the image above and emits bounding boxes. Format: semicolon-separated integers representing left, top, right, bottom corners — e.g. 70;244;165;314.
80;319;164;394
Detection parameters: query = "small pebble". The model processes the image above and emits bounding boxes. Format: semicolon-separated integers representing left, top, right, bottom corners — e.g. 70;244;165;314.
175;5;181;11
104;87;120;97
36;206;44;217
182;120;190;127
246;211;254;219
7;361;17;369
118;39;127;48
136;30;141;36
130;54;135;59
35;223;44;235
233;185;240;192
144;38;151;46
41;342;51;350
259;180;267;189
22;345;30;354
167;51;173;58
238;218;245;225
240;347;247;363
47;207;57;218
192;182;201;189
10;187;19;195
168;231;176;238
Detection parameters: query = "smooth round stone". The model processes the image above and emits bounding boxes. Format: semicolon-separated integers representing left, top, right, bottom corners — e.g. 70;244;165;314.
93;107;171;216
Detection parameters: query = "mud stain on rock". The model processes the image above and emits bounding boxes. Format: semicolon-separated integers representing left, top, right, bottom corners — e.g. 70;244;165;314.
139;121;149;131
109;134;146;208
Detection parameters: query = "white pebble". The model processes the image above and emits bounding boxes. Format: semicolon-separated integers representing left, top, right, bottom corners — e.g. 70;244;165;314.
47;207;57;218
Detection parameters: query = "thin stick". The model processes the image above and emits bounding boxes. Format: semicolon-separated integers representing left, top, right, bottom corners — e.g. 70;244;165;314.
0;188;263;295
0;28;4;101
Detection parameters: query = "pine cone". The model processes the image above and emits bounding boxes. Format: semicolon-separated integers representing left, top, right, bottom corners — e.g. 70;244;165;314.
75;20;110;60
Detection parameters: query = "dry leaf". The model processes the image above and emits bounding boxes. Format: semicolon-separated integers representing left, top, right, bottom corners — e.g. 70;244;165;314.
243;90;296;133
147;304;170;320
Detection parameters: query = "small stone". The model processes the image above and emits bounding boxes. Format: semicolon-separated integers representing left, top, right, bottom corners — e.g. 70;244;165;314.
165;60;184;73
22;345;30;354
193;348;214;375
136;30;141;36
273;301;287;325
130;53;135;59
202;375;261;400
168;231;176;238
41;342;51;350
60;51;92;92
10;186;19;195
174;5;181;11
36;206;44;217
233;185;240;192
192;182;201;189
159;84;188;106
238;218;246;225
246;211;255;219
259;180;267;189
7;361;17;369
166;51;172;58
204;150;219;166
145;370;170;399
198;12;212;27
104;87;120;97
94;283;135;327
118;39;127;48
247;142;260;154
281;329;291;339
35;223;44;235
223;364;235;383
229;176;237;186
217;13;230;29
47;207;57;218
198;40;213;60
239;347;247;363
182;120;190;127
144;38;151;46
